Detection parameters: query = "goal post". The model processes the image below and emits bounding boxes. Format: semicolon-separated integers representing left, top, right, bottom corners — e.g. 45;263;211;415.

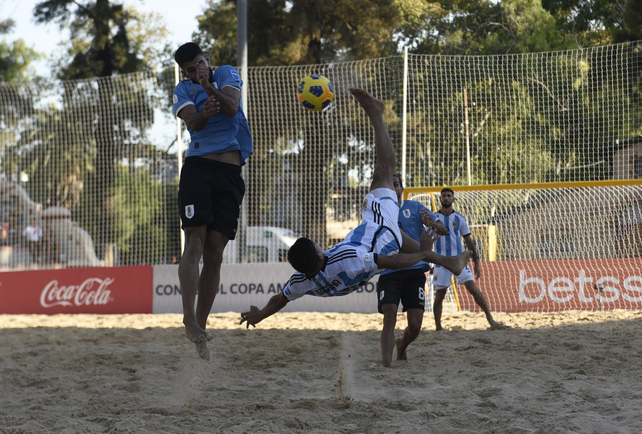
406;180;642;313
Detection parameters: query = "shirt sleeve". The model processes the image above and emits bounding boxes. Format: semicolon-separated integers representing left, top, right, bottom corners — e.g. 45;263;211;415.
459;215;471;237
282;275;306;301
172;82;194;117
215;65;243;92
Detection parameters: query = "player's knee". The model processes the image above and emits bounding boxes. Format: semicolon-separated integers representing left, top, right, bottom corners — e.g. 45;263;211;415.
407;319;422;335
381;305;398;327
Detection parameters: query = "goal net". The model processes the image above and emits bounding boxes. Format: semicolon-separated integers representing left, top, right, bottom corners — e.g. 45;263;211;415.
408;182;642;313
1;40;641;284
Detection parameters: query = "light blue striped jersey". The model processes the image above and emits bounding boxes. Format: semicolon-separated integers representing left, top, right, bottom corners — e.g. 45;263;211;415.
283;188;402;300
433;210;470;269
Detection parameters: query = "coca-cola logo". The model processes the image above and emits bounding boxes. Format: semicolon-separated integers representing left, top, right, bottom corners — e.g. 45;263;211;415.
40;278;115;308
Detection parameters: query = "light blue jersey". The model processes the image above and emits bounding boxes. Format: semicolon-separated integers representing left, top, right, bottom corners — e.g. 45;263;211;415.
283;188;402;301
381;200;438;275
172;65;253;165
433;211;470;269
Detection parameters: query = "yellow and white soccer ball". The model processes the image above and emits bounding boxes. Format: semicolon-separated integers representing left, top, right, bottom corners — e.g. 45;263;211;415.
297;74;335;111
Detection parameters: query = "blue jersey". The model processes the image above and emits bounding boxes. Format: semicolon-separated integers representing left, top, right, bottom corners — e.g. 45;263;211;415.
381;200;438;275
172;65;253;165
433;210;470;269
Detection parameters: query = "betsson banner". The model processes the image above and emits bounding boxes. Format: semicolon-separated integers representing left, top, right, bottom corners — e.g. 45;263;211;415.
0;266;153;314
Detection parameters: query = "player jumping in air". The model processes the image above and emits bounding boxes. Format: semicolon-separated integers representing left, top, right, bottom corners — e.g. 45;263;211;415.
240;88;472;328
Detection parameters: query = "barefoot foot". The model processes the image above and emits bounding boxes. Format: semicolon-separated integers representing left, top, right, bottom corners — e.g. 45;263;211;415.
447;250;473;275
490;321;510;330
184;323;213;343
195;341;210;361
349;88;385;117
395;338;408;361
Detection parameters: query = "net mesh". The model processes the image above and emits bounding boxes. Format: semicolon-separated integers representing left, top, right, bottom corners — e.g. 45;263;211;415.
0;41;641;291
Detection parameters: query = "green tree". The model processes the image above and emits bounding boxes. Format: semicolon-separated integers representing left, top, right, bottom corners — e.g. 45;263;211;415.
32;0;172;263
195;0;412;66
0;16;42;82
542;0;624;47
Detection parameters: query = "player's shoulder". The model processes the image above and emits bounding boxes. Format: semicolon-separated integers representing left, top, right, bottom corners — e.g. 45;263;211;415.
452;210;468;219
326;245;359;266
173;79;196;97
175;78;193;89
401;199;425;211
214;65;241;80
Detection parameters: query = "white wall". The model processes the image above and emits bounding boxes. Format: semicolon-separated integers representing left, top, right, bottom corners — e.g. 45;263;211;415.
153;263;380;314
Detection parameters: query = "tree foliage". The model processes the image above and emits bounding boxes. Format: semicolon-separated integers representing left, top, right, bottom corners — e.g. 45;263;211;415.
0;14;42;82
8;0;177;263
194;0;412;66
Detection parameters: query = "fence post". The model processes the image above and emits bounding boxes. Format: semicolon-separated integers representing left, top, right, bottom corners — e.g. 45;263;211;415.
402;46;408;183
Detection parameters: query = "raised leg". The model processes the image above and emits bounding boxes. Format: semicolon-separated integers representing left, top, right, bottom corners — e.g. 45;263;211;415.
349;88;395;192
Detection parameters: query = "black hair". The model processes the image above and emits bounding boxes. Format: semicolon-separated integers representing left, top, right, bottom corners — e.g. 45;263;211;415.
287;238;319;274
174;43;204;67
441;187;454;196
392;173;403;189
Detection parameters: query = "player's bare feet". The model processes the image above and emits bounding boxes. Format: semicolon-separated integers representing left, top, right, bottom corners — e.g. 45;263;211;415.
489;321;510;330
195;341;210;361
395;338;408;361
184;322;213;343
349;88;385;117
446;250;473;276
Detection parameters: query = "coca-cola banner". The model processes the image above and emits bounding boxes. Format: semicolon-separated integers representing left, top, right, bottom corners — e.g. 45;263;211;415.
0;266;153;314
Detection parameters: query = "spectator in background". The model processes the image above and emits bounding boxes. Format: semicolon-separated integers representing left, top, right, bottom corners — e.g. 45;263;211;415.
41;221;60;264
23;218;43;262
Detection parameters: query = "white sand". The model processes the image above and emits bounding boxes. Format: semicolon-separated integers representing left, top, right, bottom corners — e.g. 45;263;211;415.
2;310;642;433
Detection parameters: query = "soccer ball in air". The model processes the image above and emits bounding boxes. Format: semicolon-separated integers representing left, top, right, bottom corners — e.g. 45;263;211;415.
297;74;335;111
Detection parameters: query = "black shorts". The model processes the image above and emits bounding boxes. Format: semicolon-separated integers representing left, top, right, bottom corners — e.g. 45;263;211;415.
177;157;245;240
377;269;427;313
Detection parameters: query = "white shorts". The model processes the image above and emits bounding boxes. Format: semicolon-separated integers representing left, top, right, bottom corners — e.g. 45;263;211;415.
341;188;402;256
432;264;474;289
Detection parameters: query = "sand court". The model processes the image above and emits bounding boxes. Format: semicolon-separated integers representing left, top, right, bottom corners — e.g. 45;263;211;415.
2;310;642;433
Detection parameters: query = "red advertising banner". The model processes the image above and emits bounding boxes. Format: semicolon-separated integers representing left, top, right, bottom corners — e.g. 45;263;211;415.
457;258;642;313
0;266;153;314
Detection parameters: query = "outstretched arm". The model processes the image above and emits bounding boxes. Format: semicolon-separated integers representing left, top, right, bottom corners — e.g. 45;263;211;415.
240;292;290;328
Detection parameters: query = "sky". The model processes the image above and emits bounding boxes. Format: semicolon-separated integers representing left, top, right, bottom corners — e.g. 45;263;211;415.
1;0;211;77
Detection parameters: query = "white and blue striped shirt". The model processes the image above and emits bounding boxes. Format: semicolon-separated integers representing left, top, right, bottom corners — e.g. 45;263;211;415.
283;188;402;301
433;210;470;267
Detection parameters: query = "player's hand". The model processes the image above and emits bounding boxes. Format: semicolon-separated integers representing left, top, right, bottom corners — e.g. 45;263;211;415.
197;63;211;87
420;209;433;226
421;209;448;235
473;262;481;279
240;306;261;329
419;227;439;252
202;96;220;117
